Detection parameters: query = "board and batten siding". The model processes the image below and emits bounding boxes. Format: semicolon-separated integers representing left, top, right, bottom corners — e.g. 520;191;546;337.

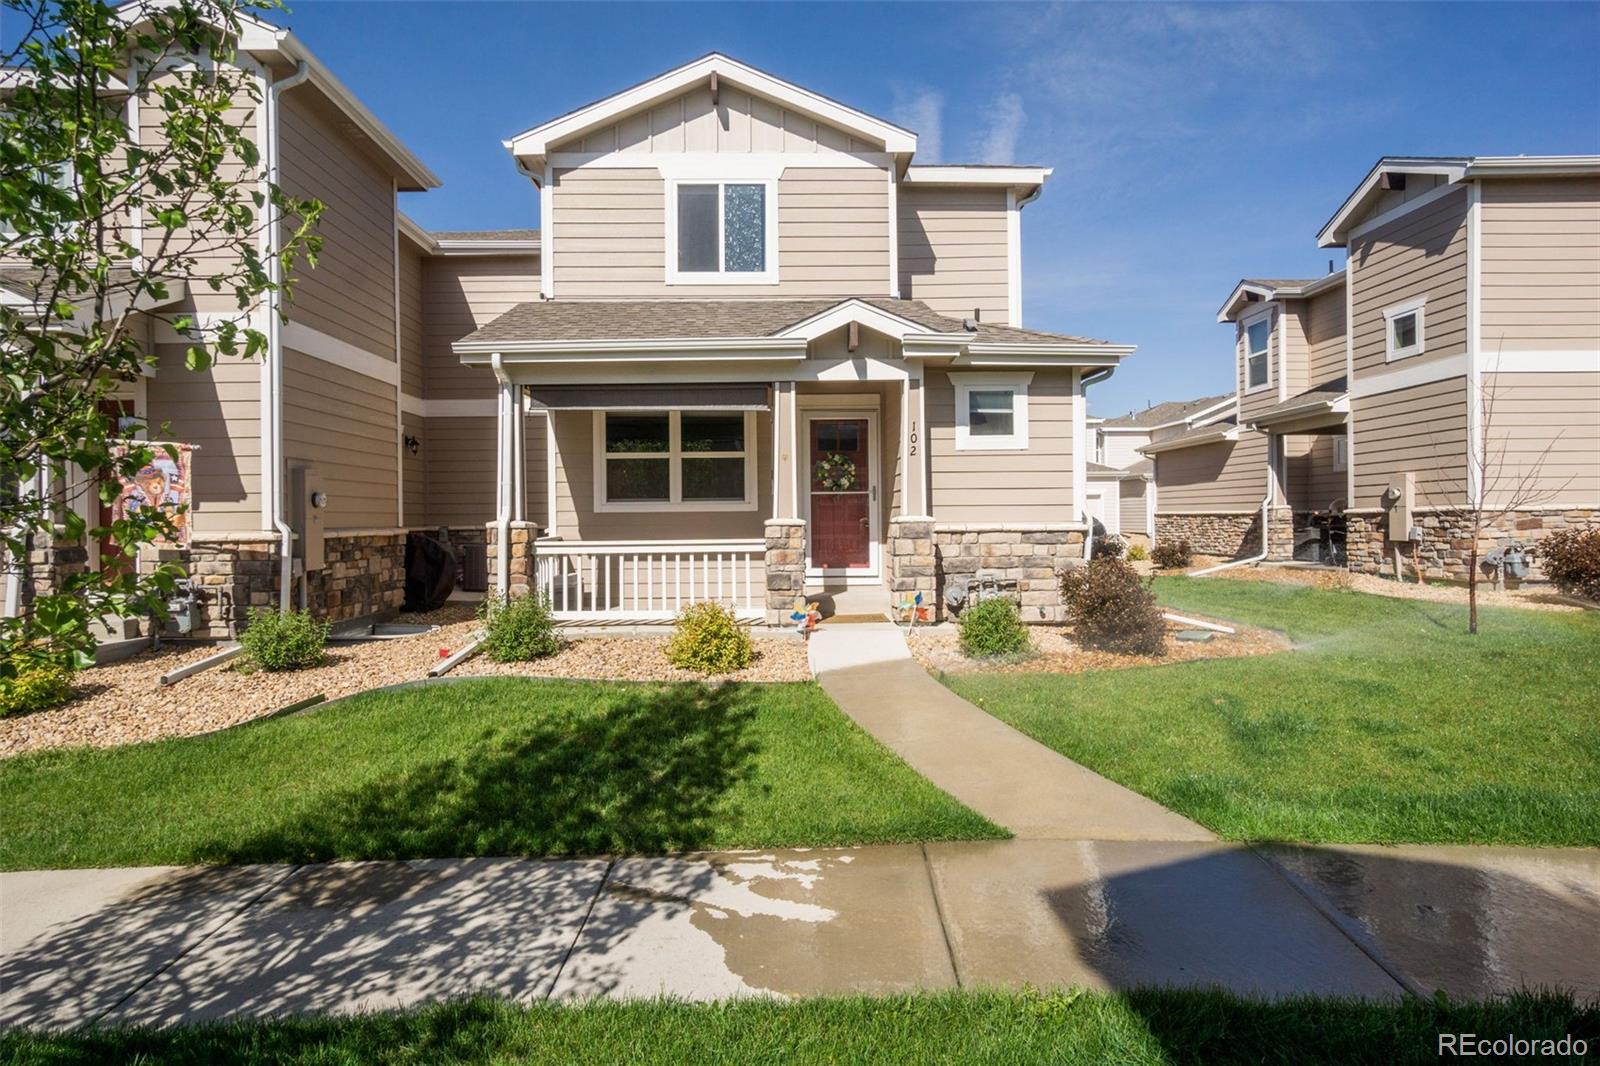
1154;432;1268;513
551;84;880;155
277;91;397;361
421;254;539;401
423;415;548;529
898;186;1011;326
146;348;261;534
1118;479;1150;536
1351;375;1468;510
925;369;1074;524
1481;371;1600;505
1348;187;1468;378
280;349;396;530
550;165;889;298
1478;176;1600;354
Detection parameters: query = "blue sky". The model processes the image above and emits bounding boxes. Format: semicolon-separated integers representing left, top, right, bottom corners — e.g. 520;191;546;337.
142;3;1600;414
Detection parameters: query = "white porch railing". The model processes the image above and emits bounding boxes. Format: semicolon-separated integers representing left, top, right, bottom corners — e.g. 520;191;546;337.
534;539;766;622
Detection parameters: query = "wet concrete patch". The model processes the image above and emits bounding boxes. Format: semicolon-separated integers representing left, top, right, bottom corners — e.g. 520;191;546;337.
925;839;1402;998
552;847;955;1000
105;858;607;1026
1259;843;1600;1000
1;864;292;1031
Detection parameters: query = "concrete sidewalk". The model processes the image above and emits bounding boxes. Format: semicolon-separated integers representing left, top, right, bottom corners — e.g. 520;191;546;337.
4;842;1596;1029
809;625;1214;841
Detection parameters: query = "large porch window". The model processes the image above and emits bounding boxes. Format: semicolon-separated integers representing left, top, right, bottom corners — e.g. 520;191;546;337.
593;410;757;512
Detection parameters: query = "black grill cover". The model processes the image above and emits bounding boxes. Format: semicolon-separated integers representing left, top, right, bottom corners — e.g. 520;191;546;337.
404;531;458;613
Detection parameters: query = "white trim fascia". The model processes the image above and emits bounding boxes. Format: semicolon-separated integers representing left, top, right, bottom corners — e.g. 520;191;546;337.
1479;351;1600;372
549;151;888;175
960;343;1132;361
281;320;400;386
1216;281;1274;323
591;409;760;514
903;165;1052;187
540;163;554;300
1316;159;1469;247
1006;187;1022;327
950;371;1033;451
1466;180;1482;506
886;167;899;298
457;337;805;359
777;299;934;342
1270;270;1347;300
664;177;778;285
1137;426;1241;456
1140;397;1236;433
1462;155;1600;179
506;53;917;158
433;239;540;256
1349;353;1468;399
1382;295;1427;362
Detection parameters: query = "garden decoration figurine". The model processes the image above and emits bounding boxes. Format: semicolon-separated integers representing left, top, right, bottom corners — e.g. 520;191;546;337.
813;453;857;494
790;596;822;633
895;589;930;627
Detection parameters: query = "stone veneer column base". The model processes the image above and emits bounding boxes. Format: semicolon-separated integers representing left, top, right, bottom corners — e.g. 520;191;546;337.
486;521;539;598
180;535;282;639
1266;506;1296;562
931;523;1086;624
21;530;88;608
764;519;806;626
887;517;937;615
1347;507;1598;583
1155;513;1263;559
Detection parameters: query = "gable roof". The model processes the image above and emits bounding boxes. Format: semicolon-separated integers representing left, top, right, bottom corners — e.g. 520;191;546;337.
1216;270;1345;322
505;53;917;170
1100;393;1233;430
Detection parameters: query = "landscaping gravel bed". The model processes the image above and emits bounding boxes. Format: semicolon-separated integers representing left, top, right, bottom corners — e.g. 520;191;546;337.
908;619;1287;676
1211;564;1588;612
0;604;811;759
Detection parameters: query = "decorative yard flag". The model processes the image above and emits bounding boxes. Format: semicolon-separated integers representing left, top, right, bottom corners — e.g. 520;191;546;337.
112;443;194;548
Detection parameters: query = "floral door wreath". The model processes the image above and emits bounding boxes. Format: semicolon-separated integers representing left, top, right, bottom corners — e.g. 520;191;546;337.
813;452;858;493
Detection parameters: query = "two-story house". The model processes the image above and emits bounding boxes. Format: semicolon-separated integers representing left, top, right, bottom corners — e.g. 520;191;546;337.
8;16;1134;636
1083;394;1231;546
1146;156;1599;578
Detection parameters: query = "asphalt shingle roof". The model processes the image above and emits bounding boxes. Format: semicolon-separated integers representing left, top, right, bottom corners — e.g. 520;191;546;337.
431;229;540;242
1100;393;1233;429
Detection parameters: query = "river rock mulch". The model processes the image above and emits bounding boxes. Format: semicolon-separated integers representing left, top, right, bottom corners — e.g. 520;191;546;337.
908;618;1288;676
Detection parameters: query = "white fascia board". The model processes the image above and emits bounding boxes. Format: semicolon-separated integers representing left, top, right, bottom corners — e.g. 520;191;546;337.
1462;155;1600;179
433;239;541;256
903;165;1052;188
506;53;917;160
960;342;1132;362
1216;282;1275;323
775;299;933;342
1270;270;1347;300
1136;426;1240;456
1316;157;1469;248
397;214;436;251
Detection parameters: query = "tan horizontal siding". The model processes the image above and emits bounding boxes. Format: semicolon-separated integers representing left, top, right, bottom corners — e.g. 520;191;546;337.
1351;174;1449;230
1154;433;1268;512
551;166;890;298
1349;188;1469;378
401;414;426;527
398;240;425;397
280;349;397;530
551;410;771;540
421;254;539;401
1118;478;1149;535
1481;371;1600;505
1480;176;1600;353
898;186;1010;326
147;347;262;534
423;414;548;529
926;368;1073;523
1285;433;1346;512
278;91;397;360
1351;375;1468;509
1238;313;1281;421
1305;287;1348;386
555;85;878;155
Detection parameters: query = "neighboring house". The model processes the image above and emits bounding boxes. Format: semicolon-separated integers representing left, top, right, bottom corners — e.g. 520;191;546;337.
1145;155;1599;579
1082;394;1232;544
9;18;1136;634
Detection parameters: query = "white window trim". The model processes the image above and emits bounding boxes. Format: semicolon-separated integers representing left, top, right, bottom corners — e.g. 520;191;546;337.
664;179;779;285
951;371;1033;451
1242;307;1274;395
592;410;758;513
1383;296;1427;361
1333;435;1349;472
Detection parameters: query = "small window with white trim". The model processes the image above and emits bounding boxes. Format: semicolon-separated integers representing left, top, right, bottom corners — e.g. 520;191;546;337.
1383;298;1425;361
952;372;1032;450
595;411;757;511
1244;316;1271;391
667;180;776;283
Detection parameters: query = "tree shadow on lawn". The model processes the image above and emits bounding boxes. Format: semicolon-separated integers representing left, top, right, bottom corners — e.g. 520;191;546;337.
200;681;764;865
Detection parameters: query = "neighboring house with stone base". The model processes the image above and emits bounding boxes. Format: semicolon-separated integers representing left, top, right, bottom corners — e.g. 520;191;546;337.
1144;155;1600;580
1088;394;1231;546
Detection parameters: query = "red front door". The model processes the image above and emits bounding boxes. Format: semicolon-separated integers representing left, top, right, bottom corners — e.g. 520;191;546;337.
809;418;871;569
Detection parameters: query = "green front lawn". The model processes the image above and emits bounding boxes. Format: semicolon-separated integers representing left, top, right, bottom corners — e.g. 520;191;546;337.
0;679;1003;870
2;989;1592;1065
950;578;1600;846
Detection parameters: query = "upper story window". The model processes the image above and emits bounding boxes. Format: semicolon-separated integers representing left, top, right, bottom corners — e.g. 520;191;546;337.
594;410;758;512
951;372;1032;451
1244;314;1272;392
667;180;777;285
1383;297;1425;361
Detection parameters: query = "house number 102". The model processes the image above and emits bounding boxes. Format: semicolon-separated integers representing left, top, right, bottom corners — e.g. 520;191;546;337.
908;423;918;456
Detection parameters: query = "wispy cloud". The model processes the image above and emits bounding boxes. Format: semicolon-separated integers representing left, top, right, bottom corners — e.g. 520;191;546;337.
977;92;1025;164
890;83;943;162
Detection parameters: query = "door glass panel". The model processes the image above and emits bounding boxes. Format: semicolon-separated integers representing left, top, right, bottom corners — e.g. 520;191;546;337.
677;184;718;272
683;457;745;500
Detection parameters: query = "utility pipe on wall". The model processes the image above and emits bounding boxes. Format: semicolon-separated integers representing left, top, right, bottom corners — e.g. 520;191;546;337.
1079;366;1116;560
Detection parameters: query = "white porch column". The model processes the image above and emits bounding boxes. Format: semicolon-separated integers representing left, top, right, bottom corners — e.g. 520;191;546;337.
772;380;799;519
902;364;929;517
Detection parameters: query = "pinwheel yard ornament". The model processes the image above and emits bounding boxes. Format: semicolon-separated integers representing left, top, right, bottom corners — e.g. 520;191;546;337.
790;596;822;633
896;590;930;626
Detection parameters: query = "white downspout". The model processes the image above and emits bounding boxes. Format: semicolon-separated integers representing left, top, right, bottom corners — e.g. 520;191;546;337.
1191;428;1273;576
262;61;311;612
491;353;512;596
1079;366;1115;560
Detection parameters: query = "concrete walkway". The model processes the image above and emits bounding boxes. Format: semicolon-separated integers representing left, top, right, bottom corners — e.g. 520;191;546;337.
809;625;1213;842
4;842;1597;1029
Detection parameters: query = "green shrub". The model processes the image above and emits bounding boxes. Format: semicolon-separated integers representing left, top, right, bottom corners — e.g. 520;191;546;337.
1060;557;1168;656
957;597;1031;659
1150;539;1193;570
667;601;754;674
479;593;561;662
1092;533;1127;560
0;661;75;717
1540;528;1600;602
238;609;330;672
1126;543;1149;562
